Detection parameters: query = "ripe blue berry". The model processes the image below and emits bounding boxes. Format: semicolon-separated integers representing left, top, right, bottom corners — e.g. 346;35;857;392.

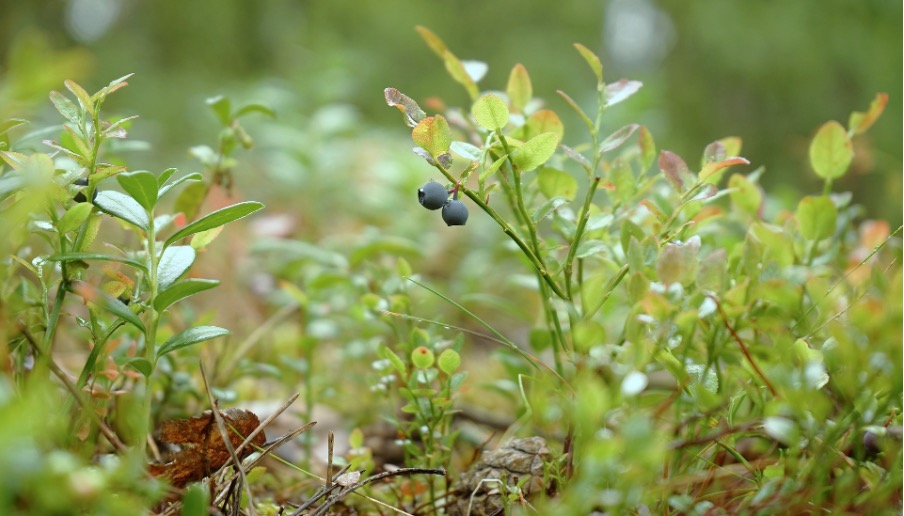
418;180;448;210
441;199;468;226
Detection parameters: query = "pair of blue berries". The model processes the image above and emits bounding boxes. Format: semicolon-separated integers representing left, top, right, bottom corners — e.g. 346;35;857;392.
418;180;468;226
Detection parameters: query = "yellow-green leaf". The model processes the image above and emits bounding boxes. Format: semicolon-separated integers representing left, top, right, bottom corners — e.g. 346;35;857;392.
796;195;837;241
411;115;452;159
506;63;532;113
472;94;509;131
574;43;603;83
57;202;94;234
537;167;578;200
728;173;762;216
809;120;853;180
512;132;558;172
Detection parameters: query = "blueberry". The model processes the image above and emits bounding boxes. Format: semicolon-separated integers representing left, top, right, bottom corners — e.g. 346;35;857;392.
73;178;97;203
442;199;468;226
418;180;448;210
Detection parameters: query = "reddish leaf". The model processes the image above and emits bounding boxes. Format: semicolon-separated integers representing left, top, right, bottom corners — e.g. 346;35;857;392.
658;150;692;192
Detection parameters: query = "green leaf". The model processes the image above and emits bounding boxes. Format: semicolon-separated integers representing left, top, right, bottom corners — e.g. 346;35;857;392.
443;51;479;100
480;155;507;181
411;115;452;159
206;95;231;126
73;282;144;332
95;190;149;230
157;245;195;290
521;109;564;143
382;346;407;375
537;167;578;200
728;173;762;216
796;195;837;241
511;132;558;172
190;226;223;250
848;92;887;137
158;172;202;199
156;167;177;187
49;91;79;123
157;326;230;358
116;171;158;212
809;120;853;180
638;126;656;171
415;25;449;57
154;278;220;312
450;141;482;161
234;102;275;119
47;252;147;271
57;202;94;234
173;181;207;221
506;63;533;113
532;196;569;223
64;80;94;115
472;94;510;131
574;43;603;83
121;358;153;378
165;201;264;248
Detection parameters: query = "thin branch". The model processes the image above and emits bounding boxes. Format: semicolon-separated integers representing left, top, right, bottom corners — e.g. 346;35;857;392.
312;467;447;516
706;294;778;397
199;362;256;516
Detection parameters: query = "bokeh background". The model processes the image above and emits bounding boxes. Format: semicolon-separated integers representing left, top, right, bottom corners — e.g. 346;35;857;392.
2;0;901;223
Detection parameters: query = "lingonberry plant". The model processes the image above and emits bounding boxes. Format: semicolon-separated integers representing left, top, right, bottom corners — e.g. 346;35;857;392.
0;75;265;511
386;26;901;513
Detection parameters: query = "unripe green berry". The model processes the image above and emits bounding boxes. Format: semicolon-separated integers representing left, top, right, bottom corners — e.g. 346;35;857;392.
411;346;435;369
418;180;448;210
442;199;468;226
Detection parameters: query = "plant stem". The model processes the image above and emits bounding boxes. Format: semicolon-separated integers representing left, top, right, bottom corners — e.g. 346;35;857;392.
432;162;567;299
140;215;161;455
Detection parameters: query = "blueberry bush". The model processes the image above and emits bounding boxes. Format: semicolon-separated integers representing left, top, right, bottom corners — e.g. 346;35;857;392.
0;24;899;516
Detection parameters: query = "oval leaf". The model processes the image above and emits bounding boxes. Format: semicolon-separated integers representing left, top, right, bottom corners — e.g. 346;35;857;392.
658;150;692;192
796;195;837;241
95;190;149;230
472;94;509;131
411;115;452;159
506;63;533;113
728;173;762;216
57;202;94;234
157;325;230;358
537;167;578;200
512;132;558;172
165;201;264;248
157;245;196;290
154;278;220;312
809;120;853;180
117;170;158;211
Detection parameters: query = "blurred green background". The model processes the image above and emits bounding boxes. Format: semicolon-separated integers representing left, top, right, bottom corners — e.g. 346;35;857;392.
1;0;901;224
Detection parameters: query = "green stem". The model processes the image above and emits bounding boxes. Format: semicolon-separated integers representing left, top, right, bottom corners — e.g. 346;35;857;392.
563;175;601;300
432;163;567;299
140;215;161;455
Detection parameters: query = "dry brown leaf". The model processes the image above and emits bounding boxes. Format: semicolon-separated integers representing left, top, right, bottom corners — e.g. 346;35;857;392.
148;408;266;488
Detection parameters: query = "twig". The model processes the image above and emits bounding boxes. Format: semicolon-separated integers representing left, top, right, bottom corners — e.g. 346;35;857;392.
233;392;300;459
312;467;447;516
287;463;352;516
199;362;256;516
706;294;778;397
